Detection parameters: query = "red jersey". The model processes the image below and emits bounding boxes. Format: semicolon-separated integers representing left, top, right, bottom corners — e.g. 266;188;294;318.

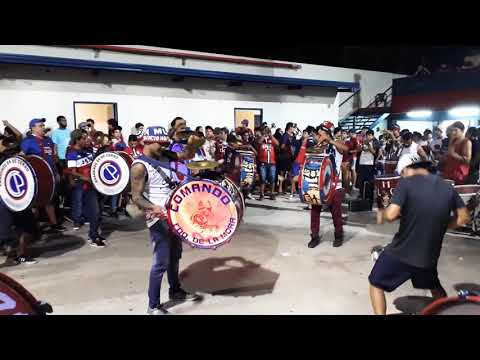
215;140;228;162
443;138;470;185
124;145;144;158
257;138;276;164
343;138;358;162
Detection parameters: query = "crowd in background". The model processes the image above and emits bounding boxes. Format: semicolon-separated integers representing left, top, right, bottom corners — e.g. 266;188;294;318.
1;115;480;265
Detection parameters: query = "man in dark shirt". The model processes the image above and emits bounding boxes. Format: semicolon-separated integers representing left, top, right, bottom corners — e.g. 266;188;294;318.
369;154;470;315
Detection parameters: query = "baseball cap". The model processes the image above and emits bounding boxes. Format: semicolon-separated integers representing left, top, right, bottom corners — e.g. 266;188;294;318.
318;121;335;139
143;126;170;144
396;154;433;175
241;119;249;125
78;122;89;130
391;124;401;130
29;118;46;129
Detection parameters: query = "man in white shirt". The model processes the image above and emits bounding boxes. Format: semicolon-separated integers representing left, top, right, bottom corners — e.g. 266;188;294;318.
430;127;444;162
358;130;380;201
130;126;205;315
202;126;216;161
397;132;428;161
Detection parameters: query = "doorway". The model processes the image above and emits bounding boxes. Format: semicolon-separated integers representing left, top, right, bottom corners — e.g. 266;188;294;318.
234;108;263;132
73;102;117;133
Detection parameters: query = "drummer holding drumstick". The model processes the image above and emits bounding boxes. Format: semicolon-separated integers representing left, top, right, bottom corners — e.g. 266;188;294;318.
131;126;204;315
308;122;349;248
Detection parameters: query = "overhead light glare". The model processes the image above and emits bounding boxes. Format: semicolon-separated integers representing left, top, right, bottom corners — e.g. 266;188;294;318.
448;106;480;117
407;110;432;118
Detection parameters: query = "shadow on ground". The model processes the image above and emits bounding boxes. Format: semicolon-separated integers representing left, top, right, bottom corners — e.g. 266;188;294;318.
32;235;86;258
179;256;280;298
393;296;435;314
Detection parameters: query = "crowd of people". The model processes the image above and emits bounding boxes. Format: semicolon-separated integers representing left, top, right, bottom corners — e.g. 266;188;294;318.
0;114;478;315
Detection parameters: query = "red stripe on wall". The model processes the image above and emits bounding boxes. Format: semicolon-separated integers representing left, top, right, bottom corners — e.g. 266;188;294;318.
392;90;480;113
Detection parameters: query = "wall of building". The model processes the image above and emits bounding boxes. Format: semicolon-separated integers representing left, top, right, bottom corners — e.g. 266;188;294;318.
0;45;404;134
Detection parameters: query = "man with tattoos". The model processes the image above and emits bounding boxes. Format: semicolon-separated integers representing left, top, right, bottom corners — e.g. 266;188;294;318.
130;126;205;315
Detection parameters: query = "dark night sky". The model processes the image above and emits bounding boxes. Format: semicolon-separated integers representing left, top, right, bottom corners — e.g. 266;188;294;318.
147;44;478;74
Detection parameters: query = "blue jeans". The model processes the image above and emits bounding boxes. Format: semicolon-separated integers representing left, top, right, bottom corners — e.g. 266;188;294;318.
259;163;276;185
148;220;182;308
71;184;101;239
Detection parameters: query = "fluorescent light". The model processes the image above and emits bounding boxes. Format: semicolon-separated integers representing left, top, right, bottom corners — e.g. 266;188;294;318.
407;110;432;118
448;106;480;117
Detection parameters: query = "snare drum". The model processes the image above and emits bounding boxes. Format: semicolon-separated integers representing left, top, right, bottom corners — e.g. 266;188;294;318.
299;153;337;205
166;178;242;250
375;175;401;209
420;293;480;315
0;155;55;212
378;159;398;175
226;150;256;189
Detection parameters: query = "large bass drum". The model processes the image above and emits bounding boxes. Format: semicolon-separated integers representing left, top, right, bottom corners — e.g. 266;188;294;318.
90;151;133;196
299;153;337;205
0;155;55;212
0;272;52;315
166;178;242;250
375;175;401;209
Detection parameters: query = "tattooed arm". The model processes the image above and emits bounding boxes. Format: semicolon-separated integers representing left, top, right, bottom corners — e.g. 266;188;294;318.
130;163;165;217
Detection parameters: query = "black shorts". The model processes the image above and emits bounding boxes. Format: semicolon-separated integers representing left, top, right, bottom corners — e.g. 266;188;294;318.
12;209;36;235
368;251;441;292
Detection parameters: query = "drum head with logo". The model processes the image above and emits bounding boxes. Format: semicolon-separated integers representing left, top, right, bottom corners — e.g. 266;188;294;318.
26;155;55;208
0;272;43;315
167;179;239;250
0;156;37;212
90;151;131;196
300;154;335;205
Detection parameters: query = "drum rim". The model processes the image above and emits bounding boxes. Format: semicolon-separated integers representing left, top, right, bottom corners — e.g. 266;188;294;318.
90;151;130;195
0;272;42;315
25;154;55;206
222;175;245;215
319;156;336;204
166;178;239;250
0;155;38;212
420;295;480;315
375;175;401;180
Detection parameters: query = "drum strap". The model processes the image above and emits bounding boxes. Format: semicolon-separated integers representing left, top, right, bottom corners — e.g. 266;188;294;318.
137;155;179;190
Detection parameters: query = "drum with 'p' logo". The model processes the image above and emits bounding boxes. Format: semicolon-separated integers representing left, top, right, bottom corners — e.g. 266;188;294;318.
90;151;133;195
0;155;55;212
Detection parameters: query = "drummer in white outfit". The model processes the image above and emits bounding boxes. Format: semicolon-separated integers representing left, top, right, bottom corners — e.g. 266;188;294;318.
130;126;205;315
396;132;428;163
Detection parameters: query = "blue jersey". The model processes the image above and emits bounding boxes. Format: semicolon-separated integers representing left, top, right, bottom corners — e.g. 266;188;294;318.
21;135;56;170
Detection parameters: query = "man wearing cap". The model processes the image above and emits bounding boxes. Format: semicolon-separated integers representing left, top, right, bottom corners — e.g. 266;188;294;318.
130;126;205;315
67;129;105;246
308;121;349;248
430;126;444;163
442;121;472;185
369;154;470;315
20;118;66;232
